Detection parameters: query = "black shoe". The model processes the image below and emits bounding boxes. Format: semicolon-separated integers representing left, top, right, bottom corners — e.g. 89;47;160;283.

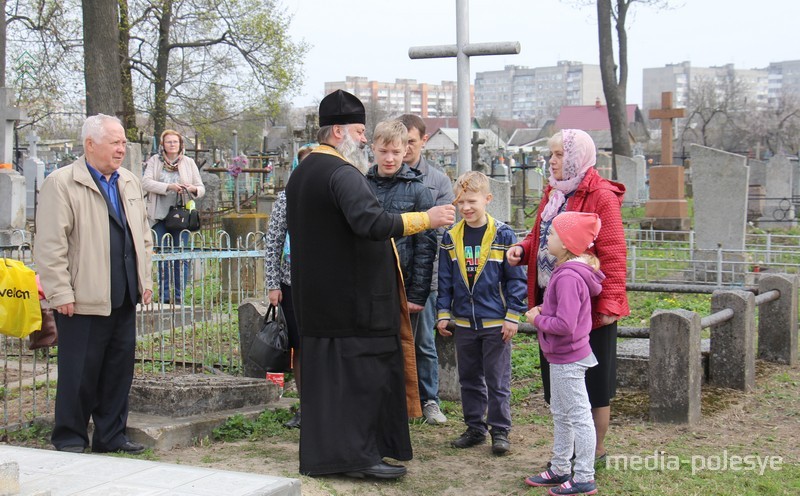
284;410;301;429
343;462;407;479
115;441;146;455
57;445;85;453
490;429;510;455
451;428;486;449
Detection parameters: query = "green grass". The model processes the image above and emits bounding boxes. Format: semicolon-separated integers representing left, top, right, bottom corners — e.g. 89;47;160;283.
212;409;295;442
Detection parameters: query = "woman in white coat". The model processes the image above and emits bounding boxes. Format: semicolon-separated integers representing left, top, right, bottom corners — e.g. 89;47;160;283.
142;129;205;304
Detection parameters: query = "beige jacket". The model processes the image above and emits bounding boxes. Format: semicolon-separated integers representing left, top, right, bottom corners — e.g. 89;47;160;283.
34;156;154;316
141;154;205;225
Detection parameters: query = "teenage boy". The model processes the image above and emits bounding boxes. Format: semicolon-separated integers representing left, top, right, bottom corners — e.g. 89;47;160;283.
436;171;527;455
366;120;437;321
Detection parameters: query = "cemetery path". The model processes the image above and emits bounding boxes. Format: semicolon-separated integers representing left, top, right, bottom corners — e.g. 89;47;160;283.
156;361;800;495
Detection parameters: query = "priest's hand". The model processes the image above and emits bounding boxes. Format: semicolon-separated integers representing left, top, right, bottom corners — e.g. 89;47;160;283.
427;204;456;229
507;246;523;266
436;319;452;337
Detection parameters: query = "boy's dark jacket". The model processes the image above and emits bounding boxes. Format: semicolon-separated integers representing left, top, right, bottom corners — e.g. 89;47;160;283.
366;163;436;306
437;215;527;328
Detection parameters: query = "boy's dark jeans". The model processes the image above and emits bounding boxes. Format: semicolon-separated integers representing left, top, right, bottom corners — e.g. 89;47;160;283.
454;325;512;433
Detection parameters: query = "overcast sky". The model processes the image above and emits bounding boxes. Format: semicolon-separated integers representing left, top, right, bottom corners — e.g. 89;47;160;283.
284;0;799;109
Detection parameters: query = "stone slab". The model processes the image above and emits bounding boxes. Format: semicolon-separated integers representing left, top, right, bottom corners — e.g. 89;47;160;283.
760;155;795;228
617;338;710;389
648;166;685;199
0;445;300;496
0;169;26;230
488;177;511;224
615;155;640;206
691;145;748;251
644;200;688;218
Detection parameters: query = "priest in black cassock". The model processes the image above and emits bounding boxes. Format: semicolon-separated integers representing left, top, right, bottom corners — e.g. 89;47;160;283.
286;90;455;479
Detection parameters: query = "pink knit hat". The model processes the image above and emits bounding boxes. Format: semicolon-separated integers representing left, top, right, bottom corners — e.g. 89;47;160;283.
552;212;602;255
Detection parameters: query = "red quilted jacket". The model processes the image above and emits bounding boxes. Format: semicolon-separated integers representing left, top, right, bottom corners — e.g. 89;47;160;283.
517;168;630;329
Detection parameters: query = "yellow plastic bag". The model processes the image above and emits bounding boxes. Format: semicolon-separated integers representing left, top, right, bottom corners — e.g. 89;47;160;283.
0;259;42;338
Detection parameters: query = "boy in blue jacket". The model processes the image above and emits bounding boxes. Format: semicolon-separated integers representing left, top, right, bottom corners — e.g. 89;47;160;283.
436;171;527;455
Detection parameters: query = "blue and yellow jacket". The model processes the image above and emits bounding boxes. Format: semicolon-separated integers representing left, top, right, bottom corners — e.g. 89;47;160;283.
437;215;527;329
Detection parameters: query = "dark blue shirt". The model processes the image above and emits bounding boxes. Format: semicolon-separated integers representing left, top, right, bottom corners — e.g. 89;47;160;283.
86;161;121;218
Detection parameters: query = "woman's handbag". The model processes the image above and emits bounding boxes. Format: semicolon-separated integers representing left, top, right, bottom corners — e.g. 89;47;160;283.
0;259;42;339
164;191;201;233
247;304;291;373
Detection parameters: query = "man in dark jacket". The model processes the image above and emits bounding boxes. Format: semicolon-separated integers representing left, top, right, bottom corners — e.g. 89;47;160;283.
398;114;455;424
286;90;455;479
366;120;437;309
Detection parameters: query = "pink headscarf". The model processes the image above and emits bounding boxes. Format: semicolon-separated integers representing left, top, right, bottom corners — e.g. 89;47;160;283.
540;129;597;222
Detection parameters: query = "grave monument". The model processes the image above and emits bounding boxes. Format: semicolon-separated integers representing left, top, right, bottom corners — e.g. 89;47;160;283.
644;92;690;231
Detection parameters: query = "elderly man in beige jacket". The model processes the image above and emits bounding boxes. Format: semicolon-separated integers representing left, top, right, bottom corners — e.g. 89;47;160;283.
35;114;153;455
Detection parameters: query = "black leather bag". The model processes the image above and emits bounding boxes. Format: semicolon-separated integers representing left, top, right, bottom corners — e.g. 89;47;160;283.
164;192;200;233
247;304;291;373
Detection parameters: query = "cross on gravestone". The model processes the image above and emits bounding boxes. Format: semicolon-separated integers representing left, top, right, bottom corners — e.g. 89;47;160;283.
0;88;27;165
409;0;520;176
649;92;685;165
26;130;39;159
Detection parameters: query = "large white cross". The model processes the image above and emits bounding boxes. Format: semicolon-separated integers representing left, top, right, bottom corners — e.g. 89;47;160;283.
409;0;520;176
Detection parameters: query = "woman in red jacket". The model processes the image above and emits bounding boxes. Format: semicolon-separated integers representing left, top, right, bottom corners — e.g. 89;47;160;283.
508;129;629;463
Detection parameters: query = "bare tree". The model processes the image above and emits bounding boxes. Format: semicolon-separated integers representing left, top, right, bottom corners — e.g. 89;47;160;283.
83;0;123;116
680;75;747;150
742;92;800;157
593;0;670;176
126;0;307;141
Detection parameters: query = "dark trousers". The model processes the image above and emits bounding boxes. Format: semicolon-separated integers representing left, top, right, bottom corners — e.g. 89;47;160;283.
52;299;136;451
454;326;512;434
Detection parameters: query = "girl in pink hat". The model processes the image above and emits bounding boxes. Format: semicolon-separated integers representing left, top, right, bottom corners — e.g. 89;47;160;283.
524;211;604;496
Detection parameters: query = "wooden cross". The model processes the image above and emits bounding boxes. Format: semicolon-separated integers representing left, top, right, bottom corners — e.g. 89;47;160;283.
409;0;520;175
649;92;685;166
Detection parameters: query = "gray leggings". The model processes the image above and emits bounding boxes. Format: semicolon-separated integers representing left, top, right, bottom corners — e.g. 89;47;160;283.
549;362;596;483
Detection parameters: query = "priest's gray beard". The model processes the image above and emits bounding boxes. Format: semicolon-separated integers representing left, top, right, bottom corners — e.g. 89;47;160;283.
337;127;369;174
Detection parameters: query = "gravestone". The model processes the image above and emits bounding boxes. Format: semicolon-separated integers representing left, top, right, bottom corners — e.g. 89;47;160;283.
748;159;766;187
615;155;640;206
527;168;544;193
595;153;612;180
488;177;511;224
0;88;26;165
197;171;221;212
122;142;143;177
22;132;44;221
760;155;795;229
634;155;648;203
0;169;26;245
692;145;748;250
691;145;749;282
645;92;690;232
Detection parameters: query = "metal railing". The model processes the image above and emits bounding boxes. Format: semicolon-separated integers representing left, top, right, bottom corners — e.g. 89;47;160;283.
0;230;267;431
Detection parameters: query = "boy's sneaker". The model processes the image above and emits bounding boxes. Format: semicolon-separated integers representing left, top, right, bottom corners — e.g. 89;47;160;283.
524;469;571;487
548;478;598;495
490;429;510;455
422;400;447;425
450;427;486;448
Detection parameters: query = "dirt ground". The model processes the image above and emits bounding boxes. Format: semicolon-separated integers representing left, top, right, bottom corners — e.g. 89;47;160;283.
155;361;800;495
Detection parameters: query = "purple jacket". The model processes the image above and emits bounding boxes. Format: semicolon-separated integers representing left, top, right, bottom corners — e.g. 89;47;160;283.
533;260;605;364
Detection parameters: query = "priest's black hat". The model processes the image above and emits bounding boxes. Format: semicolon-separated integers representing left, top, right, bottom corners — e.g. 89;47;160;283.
319;90;366;127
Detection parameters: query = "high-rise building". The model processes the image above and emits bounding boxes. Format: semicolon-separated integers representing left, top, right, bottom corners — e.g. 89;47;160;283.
642;62;769;116
323;77;465;118
767;60;800;107
473;61;604;124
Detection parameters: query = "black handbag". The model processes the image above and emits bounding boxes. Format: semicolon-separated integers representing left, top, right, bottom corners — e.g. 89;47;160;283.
247;304;291;373
164;191;200;233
